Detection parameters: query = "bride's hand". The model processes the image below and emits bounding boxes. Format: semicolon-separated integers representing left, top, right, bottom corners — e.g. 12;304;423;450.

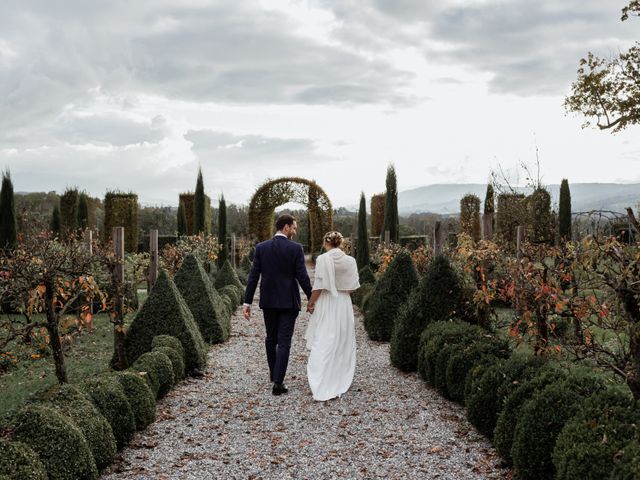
307;302;315;314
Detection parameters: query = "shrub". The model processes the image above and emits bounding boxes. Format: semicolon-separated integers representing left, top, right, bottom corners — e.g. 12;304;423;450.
153;345;185;381
445;335;510;403
417;320;483;385
466;353;547;439
364;251;418;341
130;351;175;399
220;294;233;317
434;343;459;398
390;255;463;371
493;366;567;464
220;284;241;308
112;371;156;430
511;370;609;480
359;265;376;285
81;376;136;450
0;440;47;480
44;384;116;471
351;282;373;309
553;386;639;480
124;269;207;374
151;335;185;359
611;440;640;480
215;260;244;292
174;254;230;343
11;404;98;479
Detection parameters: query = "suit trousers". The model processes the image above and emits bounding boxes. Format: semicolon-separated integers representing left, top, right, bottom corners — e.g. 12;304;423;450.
263;308;298;384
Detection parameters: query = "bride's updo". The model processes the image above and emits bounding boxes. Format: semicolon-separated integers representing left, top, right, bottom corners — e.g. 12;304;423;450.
324;231;344;248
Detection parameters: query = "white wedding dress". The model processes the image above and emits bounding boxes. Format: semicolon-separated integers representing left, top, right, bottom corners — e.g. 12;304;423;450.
305;248;360;401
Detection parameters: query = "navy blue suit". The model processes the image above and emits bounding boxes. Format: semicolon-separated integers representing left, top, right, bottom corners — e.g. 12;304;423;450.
244;235;312;384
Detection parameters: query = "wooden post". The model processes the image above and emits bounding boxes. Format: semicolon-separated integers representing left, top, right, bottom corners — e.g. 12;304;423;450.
112;227;127;370
516;226;524;260
433;221;442;256
149;229;158;288
384;230;390;247
83;229;93;254
482;213;494;241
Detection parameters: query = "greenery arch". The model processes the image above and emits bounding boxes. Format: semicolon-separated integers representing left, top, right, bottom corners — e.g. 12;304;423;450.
248;177;333;253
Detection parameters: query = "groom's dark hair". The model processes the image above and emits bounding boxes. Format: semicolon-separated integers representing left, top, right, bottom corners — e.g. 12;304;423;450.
275;214;296;231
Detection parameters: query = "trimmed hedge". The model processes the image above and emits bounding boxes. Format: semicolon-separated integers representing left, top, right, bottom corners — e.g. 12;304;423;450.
11;404;98;480
612;440;640;479
351;282;373;309
358;265;376;285
215;260;244;292
44;384;116;471
81;376;136;450
511;370;609;480
130;351;175;399
112;371;156;430
364;251;418;342
220;294;233;317
445;336;510;403
466;353;547;439
0;440;47;480
493;366;567;464
553;386;639;480
391;255;463;372
220;284;241;308
152;335;185;359
434;343;459;398
153;345;185;381
417;320;483;385
124;269;207;374
174;254;230;343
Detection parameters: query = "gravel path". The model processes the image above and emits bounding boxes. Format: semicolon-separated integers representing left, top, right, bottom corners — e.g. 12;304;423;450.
102;273;511;480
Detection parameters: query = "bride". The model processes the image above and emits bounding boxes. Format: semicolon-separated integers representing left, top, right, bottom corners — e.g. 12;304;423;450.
305;231;360;401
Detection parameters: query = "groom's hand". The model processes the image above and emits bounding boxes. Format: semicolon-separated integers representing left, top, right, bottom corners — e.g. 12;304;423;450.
242;305;251;320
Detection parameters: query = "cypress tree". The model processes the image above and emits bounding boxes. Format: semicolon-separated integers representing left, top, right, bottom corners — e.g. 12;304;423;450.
177;200;187;236
356;192;370;270
217;195;228;268
559;179;572;241
194;168;206;234
77;193;89;230
59;188;79;237
381;165;399;243
50;204;61;236
484;184;495;214
460;194;481;242
0;170;17;248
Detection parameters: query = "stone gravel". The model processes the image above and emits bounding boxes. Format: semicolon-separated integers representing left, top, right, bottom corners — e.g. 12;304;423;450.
101;273;511;480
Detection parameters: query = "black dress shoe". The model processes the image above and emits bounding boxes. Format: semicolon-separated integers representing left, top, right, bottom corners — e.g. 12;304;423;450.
272;383;288;396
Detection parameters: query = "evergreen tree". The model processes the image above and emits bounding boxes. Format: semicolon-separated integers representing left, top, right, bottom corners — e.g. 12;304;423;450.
559;179;572;241
0;170;17;248
50;204;61;236
381;164;399;243
356;192;370;269
194;168;206;234
177;200;187;236
484;184;495;214
460;194;481;242
77;193;89;230
59;188;79;237
217;195;228;268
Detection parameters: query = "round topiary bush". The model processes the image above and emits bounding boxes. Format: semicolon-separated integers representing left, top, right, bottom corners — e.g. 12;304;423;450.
511;370;609;480
434;343;459;398
466;353;548;439
45;384;117;471
0;440;47;480
553;386;639;480
81;376;136;450
11;404;98;480
445;336;511;403
153;345;185;381
417;320;483;385
611;440;640;480
364;251;418;342
130;350;175;399
151;335;185;360
112;371;156;430
493;366;567;464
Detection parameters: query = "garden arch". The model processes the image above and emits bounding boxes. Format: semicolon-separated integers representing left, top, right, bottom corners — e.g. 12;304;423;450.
248;177;333;253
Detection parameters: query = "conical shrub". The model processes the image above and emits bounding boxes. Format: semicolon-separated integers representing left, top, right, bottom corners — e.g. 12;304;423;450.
174;254;230;343
124;270;207;374
215;259;244;293
364;251;418;341
390;255;463;371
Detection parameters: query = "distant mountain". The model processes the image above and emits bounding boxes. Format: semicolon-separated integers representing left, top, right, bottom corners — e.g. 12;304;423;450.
397;183;640;215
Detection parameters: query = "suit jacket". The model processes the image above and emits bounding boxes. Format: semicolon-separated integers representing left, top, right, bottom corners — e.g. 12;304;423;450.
244;235;312;310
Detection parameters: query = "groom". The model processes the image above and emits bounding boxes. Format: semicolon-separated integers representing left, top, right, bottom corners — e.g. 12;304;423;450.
243;214;312;396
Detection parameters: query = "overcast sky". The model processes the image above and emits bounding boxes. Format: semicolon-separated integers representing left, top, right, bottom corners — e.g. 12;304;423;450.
1;0;638;208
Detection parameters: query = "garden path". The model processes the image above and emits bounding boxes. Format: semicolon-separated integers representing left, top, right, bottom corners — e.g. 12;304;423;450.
101;267;510;480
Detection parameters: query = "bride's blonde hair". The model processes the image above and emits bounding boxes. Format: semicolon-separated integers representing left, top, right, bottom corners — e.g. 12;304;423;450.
324;231;344;248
